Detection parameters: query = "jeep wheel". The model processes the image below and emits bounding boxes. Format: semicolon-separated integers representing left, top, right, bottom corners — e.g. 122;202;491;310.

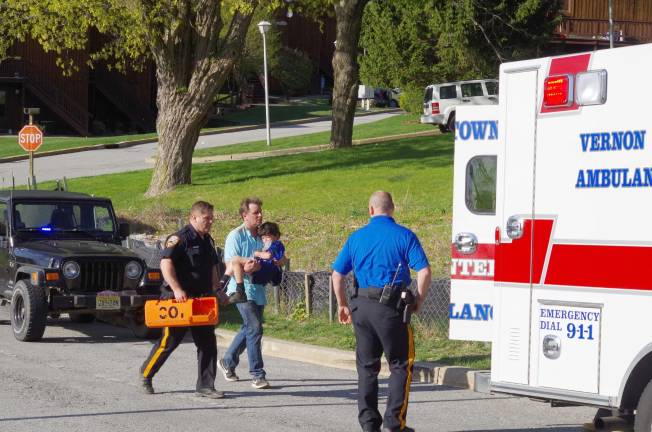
438;124;449;133
635;379;652;432
128;315;161;340
447;112;456;134
69;312;95;323
10;280;47;342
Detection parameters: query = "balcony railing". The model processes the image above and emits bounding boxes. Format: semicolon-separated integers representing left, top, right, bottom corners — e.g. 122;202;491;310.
557;17;652;43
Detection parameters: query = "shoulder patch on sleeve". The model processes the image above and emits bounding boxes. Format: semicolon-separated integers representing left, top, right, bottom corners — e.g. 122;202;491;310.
165;235;180;248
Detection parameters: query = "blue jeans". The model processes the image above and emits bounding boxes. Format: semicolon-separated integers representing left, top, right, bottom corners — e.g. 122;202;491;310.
223;301;265;379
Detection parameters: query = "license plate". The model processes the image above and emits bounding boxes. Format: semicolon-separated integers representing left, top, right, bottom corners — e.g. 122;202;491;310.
96;295;121;310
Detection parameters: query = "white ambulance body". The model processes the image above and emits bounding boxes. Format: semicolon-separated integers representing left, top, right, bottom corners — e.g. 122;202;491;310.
451;43;652;428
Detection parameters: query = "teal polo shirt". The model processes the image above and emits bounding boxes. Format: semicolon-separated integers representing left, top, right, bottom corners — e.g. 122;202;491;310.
224;224;267;305
332;215;429;288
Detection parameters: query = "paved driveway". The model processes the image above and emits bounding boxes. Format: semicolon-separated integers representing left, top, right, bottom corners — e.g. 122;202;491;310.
0;306;596;432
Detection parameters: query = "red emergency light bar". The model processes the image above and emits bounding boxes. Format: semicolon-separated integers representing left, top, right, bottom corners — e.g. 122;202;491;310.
543;74;573;107
431;102;440;115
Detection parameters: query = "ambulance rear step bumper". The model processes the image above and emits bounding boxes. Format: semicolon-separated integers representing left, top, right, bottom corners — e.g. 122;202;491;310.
490;382;615;408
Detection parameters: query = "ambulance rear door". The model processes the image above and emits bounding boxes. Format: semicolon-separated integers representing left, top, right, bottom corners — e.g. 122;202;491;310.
492;62;540;386
449;105;499;341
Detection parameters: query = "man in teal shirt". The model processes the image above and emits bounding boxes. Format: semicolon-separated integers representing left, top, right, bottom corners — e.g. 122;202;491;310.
218;197;271;389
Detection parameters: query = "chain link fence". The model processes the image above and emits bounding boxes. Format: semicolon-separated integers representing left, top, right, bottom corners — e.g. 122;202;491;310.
125;238;452;336
266;270;451;335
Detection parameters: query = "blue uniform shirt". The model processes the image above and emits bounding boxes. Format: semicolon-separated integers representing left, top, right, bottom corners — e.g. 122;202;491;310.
224;224;267;305
332;215;429;288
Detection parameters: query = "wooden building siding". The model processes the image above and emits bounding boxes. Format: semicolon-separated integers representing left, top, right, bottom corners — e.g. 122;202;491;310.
17;40;89;112
559;0;652;42
282;15;335;92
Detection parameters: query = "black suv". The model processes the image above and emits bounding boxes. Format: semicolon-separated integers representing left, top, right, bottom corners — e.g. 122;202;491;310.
0;190;162;341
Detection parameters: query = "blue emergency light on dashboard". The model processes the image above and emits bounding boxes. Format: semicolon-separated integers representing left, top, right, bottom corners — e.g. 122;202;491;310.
40;226;52;232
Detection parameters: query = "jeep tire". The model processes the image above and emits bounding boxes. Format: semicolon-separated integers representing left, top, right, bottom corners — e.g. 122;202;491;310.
10;280;47;342
635;379;652;432
447;112;456;134
69;312;95;323
128;314;161;340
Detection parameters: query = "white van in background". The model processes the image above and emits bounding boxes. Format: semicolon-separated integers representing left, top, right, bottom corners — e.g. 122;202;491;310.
421;79;498;133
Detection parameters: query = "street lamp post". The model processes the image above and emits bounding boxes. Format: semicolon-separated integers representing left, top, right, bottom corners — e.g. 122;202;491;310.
258;21;272;146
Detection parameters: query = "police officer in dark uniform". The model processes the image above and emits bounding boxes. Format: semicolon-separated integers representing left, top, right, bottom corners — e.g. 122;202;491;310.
139;200;224;399
332;191;432;432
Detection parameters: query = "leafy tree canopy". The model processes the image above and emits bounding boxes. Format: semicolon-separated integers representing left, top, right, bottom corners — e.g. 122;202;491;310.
359;0;560;89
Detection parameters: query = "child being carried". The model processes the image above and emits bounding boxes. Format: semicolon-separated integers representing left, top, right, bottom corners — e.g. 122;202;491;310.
221;222;285;304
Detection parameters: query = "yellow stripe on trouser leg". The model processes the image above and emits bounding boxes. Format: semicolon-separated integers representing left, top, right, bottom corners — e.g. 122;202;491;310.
398;325;415;429
143;327;170;377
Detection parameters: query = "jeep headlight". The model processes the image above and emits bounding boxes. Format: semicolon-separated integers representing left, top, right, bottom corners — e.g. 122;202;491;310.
125;261;142;280
62;261;80;279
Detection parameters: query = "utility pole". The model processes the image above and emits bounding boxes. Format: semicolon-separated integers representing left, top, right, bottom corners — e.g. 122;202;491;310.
608;0;614;49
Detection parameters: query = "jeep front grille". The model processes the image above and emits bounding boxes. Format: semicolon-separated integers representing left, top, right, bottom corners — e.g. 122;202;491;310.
78;260;125;292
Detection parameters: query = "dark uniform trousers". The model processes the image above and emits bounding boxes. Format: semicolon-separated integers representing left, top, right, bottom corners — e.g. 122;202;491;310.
351;296;415;431
140;324;217;391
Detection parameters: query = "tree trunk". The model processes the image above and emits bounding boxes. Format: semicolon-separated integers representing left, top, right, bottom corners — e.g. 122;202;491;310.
330;0;369;149
145;88;205;196
143;3;256;196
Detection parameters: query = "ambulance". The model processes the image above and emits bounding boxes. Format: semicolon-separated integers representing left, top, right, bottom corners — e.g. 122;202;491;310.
450;43;652;431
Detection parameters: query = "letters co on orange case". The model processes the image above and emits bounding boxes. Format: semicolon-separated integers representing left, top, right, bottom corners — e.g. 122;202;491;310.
145;297;218;328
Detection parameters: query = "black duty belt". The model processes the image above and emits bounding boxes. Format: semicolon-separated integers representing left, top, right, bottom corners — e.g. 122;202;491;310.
356;287;401;301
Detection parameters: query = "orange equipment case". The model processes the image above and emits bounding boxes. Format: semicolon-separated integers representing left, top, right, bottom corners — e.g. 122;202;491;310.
144;297;218;328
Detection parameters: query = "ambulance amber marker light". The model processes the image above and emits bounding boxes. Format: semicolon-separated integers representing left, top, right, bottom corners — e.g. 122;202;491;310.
544;75;572;107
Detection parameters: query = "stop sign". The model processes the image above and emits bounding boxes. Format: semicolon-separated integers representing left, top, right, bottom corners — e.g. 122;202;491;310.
18;125;43;152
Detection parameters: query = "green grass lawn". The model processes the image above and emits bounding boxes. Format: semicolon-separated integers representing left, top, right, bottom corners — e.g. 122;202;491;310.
194;113;434;158
0;98;357;160
218;99;335;124
56;133;454;274
34;132;490;366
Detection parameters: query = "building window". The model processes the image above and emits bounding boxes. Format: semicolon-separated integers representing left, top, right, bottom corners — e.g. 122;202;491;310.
0;91;6;118
560;0;573;15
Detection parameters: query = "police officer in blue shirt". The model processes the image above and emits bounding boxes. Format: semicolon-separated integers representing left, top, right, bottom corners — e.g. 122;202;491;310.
332;191;432;432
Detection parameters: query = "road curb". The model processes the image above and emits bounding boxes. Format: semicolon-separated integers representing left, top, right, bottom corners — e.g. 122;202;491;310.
215;329;480;389
0;108;401;164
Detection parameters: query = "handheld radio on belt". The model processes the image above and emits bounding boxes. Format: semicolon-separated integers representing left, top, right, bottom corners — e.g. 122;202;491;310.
379;263;402;305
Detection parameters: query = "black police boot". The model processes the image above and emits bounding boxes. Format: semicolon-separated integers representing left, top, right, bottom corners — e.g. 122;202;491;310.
195;388;225;399
139;375;154;395
382;427;414;432
362;425;380;432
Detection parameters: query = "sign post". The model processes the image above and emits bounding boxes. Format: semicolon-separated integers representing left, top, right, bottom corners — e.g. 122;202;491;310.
18;118;43;189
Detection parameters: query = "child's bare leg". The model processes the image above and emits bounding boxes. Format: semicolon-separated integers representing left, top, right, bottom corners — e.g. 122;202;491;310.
227;257;247;284
226;256;248;303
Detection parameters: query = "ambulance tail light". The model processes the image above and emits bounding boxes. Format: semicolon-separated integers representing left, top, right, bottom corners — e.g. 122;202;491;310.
431;102;440;115
575;70;608;106
543;74;573;107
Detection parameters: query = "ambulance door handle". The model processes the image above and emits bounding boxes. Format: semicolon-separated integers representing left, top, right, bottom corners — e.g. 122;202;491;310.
506;216;524;240
454;232;478;254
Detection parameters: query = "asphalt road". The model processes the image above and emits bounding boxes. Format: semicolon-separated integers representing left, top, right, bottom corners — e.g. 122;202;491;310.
0;306;597;432
0;113;398;187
